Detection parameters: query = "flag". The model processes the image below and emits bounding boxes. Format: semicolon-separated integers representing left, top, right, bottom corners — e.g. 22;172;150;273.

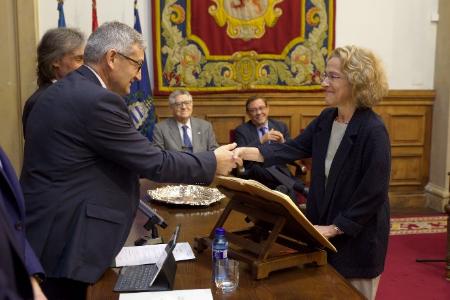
125;0;156;141
57;0;66;28
92;0;98;32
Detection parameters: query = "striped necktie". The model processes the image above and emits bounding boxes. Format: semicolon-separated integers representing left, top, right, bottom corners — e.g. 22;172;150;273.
259;126;270;144
182;125;193;153
259;127;268;136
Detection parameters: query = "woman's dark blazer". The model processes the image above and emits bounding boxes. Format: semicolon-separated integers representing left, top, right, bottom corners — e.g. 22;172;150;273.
259;107;391;278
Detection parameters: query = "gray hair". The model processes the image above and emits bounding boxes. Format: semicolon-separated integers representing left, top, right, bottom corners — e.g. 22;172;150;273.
37;27;85;87
84;21;145;64
168;90;192;105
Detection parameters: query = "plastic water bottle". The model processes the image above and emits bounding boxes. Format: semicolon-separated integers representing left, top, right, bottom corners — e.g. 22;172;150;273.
212;227;228;281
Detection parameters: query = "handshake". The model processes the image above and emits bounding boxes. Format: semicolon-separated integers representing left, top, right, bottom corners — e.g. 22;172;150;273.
213;143;263;176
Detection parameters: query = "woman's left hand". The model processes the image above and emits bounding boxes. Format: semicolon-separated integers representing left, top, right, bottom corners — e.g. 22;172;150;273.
314;225;343;239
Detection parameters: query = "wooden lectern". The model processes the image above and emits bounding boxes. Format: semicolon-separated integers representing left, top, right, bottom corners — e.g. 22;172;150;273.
195;176;336;279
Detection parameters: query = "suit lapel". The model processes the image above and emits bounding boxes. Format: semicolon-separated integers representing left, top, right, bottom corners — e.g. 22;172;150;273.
190;118;200;153
268;119;274;131
320;108;366;219
246;122;260;143
268;119;279;132
312;111;335;215
168;118;183;150
77;65;103;86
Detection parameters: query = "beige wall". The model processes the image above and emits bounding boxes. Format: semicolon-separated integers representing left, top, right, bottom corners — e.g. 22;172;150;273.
0;0;37;174
426;0;450;209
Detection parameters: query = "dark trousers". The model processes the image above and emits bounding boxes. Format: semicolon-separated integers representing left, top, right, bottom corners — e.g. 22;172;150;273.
42;278;88;300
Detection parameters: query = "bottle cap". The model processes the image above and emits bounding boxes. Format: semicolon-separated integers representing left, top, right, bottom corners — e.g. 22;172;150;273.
215;227;225;235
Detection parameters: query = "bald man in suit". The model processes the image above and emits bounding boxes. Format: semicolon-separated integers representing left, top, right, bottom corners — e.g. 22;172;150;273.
152;90;219;153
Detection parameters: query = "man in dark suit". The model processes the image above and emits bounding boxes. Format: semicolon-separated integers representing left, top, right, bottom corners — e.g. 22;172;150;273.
22;27;85;137
234;96;307;201
21;22;238;299
0;147;46;300
152;90;219;152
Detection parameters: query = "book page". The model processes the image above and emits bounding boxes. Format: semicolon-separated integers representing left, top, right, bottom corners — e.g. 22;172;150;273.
115;242;195;267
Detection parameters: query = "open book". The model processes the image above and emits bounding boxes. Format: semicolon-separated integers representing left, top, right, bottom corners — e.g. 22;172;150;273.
214;176;336;252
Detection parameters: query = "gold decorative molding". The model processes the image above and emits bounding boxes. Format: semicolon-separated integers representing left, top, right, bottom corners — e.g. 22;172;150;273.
208;0;284;41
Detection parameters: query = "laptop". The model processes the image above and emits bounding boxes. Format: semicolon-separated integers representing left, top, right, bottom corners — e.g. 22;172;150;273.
113;224;180;292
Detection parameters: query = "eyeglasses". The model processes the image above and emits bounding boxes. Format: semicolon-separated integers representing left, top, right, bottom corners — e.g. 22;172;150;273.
172;100;193;108
321;72;344;82
117;52;143;72
247;106;267;114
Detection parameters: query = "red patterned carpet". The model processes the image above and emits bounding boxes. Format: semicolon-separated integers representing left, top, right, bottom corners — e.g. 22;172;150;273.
376;215;449;300
390;215;447;235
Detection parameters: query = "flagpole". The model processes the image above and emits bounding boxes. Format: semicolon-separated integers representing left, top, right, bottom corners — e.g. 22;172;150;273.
92;0;98;32
125;0;156;142
57;0;66;28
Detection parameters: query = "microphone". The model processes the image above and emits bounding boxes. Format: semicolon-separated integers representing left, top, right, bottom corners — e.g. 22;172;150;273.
138;200;168;229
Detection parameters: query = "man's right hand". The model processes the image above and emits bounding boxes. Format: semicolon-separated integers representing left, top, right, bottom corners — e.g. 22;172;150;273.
213;143;242;175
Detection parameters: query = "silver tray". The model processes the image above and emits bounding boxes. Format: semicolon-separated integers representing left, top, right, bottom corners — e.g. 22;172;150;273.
147;185;225;206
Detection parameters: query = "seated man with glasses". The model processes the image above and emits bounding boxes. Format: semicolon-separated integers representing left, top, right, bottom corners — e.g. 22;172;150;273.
152;90;219;153
233;96;308;202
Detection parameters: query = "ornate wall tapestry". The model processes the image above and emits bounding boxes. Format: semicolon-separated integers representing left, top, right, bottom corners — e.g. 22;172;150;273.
153;0;335;94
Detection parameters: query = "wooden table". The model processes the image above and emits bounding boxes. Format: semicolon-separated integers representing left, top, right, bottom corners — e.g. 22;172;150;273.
87;180;364;300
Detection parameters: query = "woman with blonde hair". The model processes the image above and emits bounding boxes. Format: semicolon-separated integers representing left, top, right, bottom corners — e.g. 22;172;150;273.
235;45;390;300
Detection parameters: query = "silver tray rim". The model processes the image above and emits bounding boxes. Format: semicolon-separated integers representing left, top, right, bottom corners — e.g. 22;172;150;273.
146;184;225;206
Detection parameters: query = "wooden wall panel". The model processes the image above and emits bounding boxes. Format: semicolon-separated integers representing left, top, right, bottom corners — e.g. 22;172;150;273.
299;112;321;132
153;90;435;206
206;115;245;144
388;113;425;145
390;146;425;185
269;115;292;133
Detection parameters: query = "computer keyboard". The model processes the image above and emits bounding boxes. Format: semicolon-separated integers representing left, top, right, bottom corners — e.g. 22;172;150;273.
114;264;158;291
